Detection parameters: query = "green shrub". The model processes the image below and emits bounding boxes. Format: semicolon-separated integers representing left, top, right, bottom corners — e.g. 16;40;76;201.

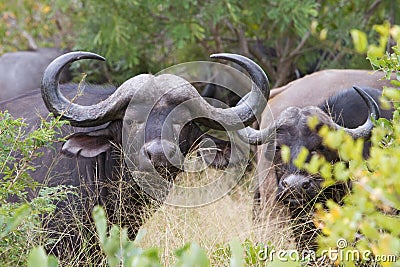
288;43;400;266
0;111;71;266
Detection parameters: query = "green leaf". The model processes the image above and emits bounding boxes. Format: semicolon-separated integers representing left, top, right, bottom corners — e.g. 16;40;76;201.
48;256;59;267
281;146;291;164
293;147;309;168
391;25;400;42
350;29;368;53
320;163;332;180
133;228;147;245
333;161;350;181
229;238;244;267
359;222;380;240
307;116;319;130
92;205;107;245
367;44;385;58
373;21;390;38
383;87;400;102
27;247;52;267
2;204;31;238
174;243;209;267
304;154;324;174
174;243;191;258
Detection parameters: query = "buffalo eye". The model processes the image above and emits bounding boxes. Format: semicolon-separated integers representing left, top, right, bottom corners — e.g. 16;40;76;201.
313;144;326;153
302;180;311;189
310;144;327;156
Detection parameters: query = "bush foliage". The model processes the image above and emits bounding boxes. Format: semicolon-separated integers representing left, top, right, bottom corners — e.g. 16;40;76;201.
0;111;71;266
1;0;398;85
285;44;400;266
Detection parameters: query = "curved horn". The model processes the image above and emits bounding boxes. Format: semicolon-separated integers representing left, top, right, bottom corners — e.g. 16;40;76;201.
335;86;380;138
236;86;380;144
235;94;274;145
41;51;152;127
191;53;270;130
236;124;275;145
42;52;269;129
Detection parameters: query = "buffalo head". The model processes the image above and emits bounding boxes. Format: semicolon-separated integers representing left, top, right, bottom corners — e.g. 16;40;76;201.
41;51;270;200
237;87;379;210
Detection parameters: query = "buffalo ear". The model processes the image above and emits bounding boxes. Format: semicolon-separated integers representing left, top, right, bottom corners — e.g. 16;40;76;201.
197;135;243;169
62;131;113;158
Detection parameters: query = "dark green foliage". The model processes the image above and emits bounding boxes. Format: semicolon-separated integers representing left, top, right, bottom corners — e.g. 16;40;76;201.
2;0;397;85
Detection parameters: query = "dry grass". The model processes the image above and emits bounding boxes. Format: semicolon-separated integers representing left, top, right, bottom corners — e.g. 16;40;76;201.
39;146;301;266
137;164;296;266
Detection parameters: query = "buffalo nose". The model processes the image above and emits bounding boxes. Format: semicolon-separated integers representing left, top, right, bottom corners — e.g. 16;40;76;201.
142;140;180;168
280;175;311;190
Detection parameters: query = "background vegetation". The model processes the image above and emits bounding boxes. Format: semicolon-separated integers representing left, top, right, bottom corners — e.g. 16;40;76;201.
1;0;399;85
1;0;400;266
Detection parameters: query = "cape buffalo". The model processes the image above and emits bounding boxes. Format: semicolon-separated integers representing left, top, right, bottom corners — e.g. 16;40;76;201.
249;69;393;205
0;51;269;261
0;48;71;100
236;69;394;249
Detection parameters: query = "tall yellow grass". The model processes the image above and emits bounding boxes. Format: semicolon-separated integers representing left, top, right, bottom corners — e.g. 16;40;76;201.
138;166;296;266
